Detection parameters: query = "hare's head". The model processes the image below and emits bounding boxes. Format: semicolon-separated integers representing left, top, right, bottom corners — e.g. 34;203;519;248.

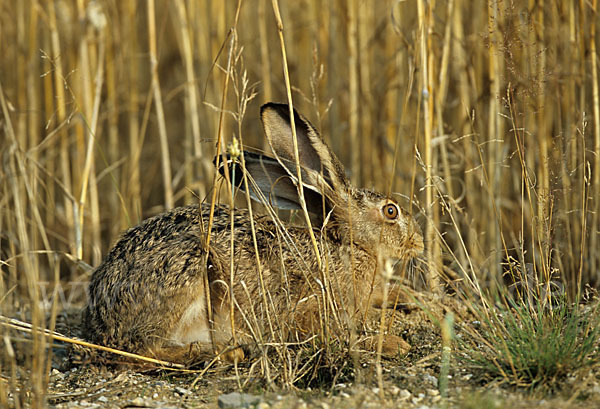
218;103;424;261
343;188;424;260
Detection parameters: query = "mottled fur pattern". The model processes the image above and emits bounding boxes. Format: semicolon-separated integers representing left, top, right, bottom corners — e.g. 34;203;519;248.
84;103;424;364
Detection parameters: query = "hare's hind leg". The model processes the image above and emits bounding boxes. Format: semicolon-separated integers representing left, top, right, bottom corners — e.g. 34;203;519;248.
207;281;246;362
169;275;244;362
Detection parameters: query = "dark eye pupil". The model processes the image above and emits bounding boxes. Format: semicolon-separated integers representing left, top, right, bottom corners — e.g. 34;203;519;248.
384;204;397;218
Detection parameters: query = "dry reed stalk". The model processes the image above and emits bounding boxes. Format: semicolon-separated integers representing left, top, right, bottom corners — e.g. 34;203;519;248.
384;9;399;190
590;0;600;280
259;0;273;103
559;0;578;290
309;1;328;121
76;0;92;261
531;0;552;291
174;0;206;202
486;0;502;285
26;0;41;274
346;0;360;185
77;28;106;266
435;0;468;271
417;0;439;292
452;0;482;271
576;122;590;299
40;12;56;234
147;0;174;210
520;2;537;288
49;0;75;258
327;1;340;160
358;2;372;186
571;0;587;296
126;0;142;224
210;0;227;111
176;6;195;205
105;11;121;242
191;1;208;108
16;0;26;166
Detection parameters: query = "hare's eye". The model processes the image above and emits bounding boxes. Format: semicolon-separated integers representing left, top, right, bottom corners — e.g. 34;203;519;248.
382;203;399;220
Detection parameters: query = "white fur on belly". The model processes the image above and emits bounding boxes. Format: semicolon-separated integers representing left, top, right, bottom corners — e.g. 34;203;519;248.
170;297;211;345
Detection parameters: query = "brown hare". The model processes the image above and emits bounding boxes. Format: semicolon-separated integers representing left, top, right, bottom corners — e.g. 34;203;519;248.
84;103;424;364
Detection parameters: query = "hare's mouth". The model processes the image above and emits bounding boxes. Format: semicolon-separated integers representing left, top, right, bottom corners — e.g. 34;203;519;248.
392;245;423;261
406;234;425;257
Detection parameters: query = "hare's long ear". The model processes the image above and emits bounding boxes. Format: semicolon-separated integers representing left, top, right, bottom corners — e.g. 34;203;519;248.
260;103;349;205
215;151;325;217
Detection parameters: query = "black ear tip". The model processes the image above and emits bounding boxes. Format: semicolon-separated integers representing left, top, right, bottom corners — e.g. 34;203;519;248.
260;102;289;118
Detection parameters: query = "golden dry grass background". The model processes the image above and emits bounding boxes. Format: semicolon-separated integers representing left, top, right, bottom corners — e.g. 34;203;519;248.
1;0;599;404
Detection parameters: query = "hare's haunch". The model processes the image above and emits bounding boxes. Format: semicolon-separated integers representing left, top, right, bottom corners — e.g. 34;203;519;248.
84;103;424;364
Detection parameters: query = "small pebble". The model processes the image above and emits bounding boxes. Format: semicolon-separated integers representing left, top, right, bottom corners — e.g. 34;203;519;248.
129;397;151;407
175;386;192;396
426;388;439;396
218;392;261;409
51;368;64;378
97;396;108;403
423;374;438;387
398;389;411;400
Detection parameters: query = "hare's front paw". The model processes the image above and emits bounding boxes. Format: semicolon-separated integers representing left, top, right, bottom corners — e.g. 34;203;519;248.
218;346;245;363
361;334;410;356
381;335;411;356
